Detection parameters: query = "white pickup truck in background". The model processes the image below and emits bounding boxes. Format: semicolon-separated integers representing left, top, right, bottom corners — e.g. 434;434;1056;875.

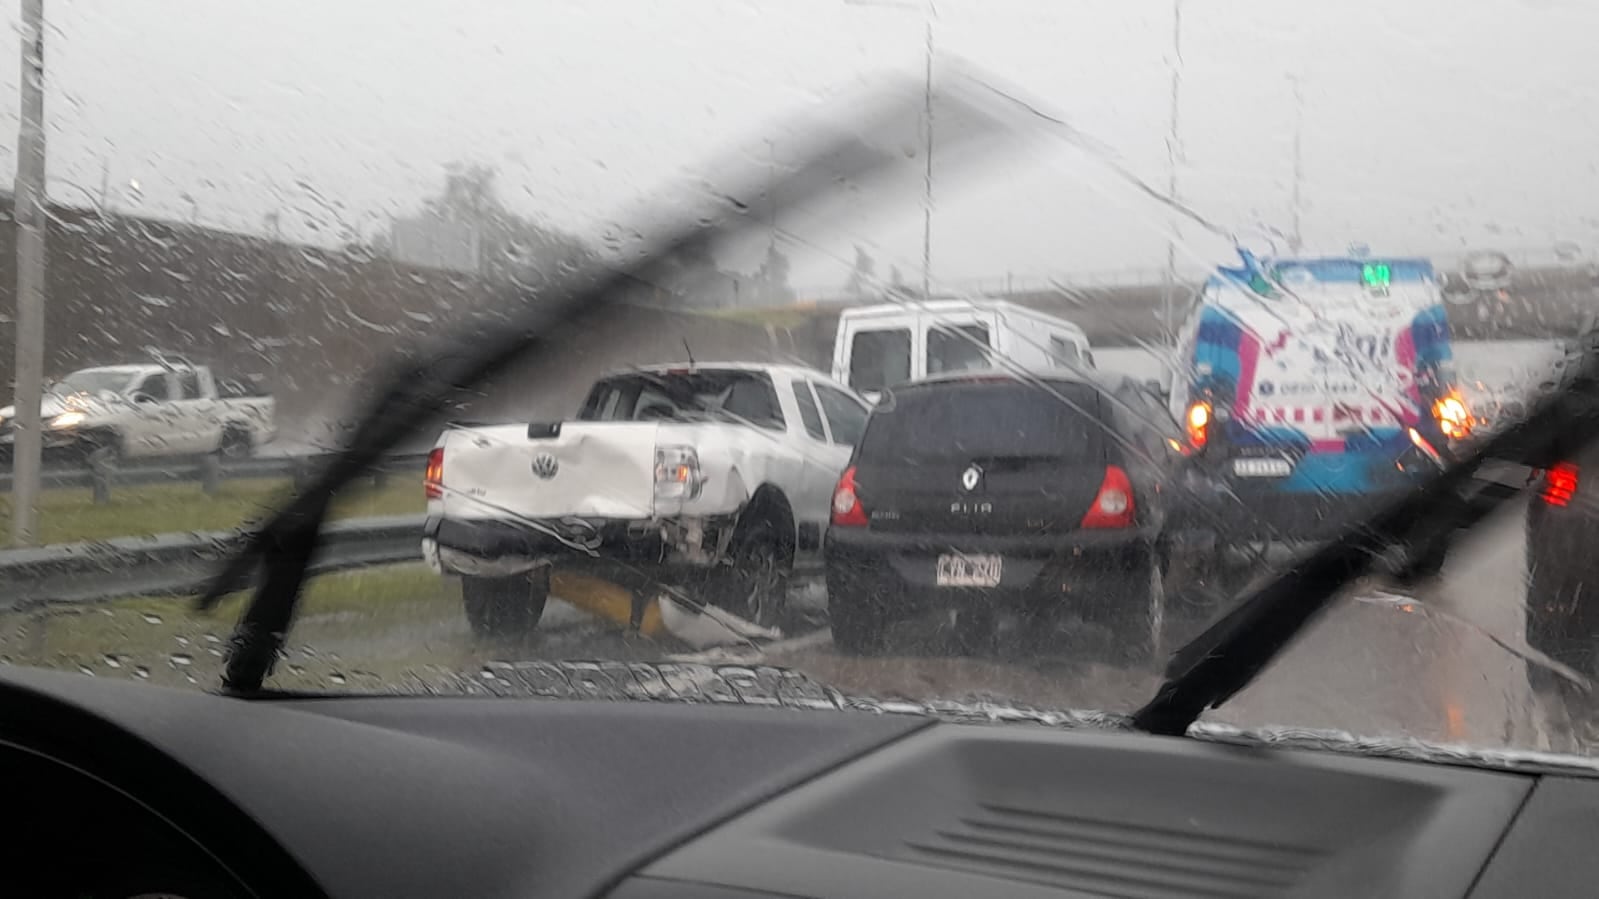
422;362;871;638
0;358;275;464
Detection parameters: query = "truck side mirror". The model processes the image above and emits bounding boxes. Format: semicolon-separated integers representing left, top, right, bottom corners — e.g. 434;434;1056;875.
131;392;157;405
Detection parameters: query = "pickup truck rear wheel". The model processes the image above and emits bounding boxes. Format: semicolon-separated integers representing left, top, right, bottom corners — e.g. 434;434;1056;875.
462;570;550;639
710;513;793;629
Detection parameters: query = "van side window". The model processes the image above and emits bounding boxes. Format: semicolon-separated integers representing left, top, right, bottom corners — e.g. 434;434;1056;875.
849;329;912;393
789;381;827;441
1048;336;1081;368
926;323;991;376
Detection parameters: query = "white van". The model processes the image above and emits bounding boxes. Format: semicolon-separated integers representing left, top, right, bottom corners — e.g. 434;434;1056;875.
831;299;1094;400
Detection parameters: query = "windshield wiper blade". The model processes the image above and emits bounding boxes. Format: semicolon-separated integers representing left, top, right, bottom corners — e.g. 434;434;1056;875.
196;66;1038;695
1132;328;1599;737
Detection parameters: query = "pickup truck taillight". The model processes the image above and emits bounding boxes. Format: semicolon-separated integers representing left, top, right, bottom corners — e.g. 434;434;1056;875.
655;446;704;501
831;465;868;527
1080;465;1136;529
425;447;445;500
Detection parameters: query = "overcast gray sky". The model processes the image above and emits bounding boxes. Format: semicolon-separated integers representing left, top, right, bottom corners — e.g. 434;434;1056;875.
3;0;1596;289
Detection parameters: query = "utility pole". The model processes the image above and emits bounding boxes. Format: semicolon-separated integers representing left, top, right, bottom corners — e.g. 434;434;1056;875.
919;16;934;301
843;0;934;299
1288;76;1305;256
1160;0;1184;344
12;0;48;546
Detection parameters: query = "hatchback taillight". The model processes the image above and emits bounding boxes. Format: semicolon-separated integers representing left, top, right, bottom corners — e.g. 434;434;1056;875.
831;465;868;527
1542;462;1579;507
425;447;445;500
1081;465;1136;529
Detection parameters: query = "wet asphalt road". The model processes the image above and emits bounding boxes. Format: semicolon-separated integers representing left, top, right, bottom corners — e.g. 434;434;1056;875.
0;498;1565;754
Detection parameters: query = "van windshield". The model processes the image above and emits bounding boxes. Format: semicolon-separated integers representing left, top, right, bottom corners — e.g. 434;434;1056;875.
848;329;912;393
927;324;992;376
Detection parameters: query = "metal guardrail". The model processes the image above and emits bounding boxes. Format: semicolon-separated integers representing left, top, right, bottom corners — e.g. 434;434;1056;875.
0;450;431;494
0;514;426;612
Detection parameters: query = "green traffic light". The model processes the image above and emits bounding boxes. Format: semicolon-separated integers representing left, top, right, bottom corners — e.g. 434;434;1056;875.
1362;263;1391;287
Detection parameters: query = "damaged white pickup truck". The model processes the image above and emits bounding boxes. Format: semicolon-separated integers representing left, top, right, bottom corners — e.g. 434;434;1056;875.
422;362;871;638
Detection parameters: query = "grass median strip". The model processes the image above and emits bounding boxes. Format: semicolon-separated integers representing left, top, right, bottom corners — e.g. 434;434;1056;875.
0;564;464;690
0;477;423;545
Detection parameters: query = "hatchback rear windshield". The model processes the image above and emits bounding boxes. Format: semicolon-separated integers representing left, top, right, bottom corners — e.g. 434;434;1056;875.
579;371;785;430
860;380;1103;462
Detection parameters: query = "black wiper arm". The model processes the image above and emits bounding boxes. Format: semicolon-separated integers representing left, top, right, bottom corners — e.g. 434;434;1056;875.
1132;328;1599;736
196;65;1038;696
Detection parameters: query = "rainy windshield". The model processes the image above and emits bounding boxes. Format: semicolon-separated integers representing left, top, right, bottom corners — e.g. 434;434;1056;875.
2;0;1596;761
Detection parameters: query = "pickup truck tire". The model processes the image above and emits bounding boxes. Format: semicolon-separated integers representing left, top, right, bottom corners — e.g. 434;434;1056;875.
462;570;550;639
709;511;793;629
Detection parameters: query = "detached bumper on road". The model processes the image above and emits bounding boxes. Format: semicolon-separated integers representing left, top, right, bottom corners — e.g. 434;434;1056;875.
824;527;1157;612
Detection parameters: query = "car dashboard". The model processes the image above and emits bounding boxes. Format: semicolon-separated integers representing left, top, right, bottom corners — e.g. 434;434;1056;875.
3;665;1595;898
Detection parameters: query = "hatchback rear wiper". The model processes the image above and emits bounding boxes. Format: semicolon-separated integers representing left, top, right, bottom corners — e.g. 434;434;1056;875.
1133;327;1599;736
196;66;1041;695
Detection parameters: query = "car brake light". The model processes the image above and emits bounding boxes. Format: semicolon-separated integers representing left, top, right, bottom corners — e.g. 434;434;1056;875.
1432;391;1474;441
1081;465;1136;529
1542;462;1579;507
831;465;868;527
1185;401;1211;450
425;447;445;500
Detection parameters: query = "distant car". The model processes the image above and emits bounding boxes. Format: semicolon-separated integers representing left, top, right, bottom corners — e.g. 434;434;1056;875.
0;356;275;464
824;371;1189;664
1525;444;1599;710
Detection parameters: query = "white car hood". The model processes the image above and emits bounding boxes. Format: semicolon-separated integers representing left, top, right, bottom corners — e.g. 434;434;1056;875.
1;393;111;421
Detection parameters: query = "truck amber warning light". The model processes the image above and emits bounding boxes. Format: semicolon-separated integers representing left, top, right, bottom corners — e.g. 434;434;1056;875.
1186;401;1212;450
1432;392;1473;440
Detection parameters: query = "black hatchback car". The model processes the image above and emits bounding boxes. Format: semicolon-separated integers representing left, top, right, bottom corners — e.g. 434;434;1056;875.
824;371;1191;664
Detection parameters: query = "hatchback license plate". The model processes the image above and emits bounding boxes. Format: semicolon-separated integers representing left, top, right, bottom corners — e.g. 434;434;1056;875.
936;553;1003;587
1233;457;1293;478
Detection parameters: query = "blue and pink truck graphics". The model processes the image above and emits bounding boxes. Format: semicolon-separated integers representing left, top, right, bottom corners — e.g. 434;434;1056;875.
1170;254;1470;539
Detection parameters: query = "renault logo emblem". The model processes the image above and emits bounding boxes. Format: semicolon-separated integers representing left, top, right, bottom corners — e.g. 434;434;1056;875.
532;453;559;479
960;464;982;492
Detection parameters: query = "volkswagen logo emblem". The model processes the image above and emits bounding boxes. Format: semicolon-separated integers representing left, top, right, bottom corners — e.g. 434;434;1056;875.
960;464;982;492
531;453;559;480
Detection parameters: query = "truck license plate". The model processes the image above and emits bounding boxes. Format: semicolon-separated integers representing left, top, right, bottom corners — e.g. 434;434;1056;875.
1233;457;1293;478
936;553;1003;588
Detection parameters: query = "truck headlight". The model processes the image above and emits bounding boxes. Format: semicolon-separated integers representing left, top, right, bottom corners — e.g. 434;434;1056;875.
49;411;87;429
655;446;704;501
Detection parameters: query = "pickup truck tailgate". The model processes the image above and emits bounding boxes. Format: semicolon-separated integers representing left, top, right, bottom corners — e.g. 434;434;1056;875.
440;422;659;520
